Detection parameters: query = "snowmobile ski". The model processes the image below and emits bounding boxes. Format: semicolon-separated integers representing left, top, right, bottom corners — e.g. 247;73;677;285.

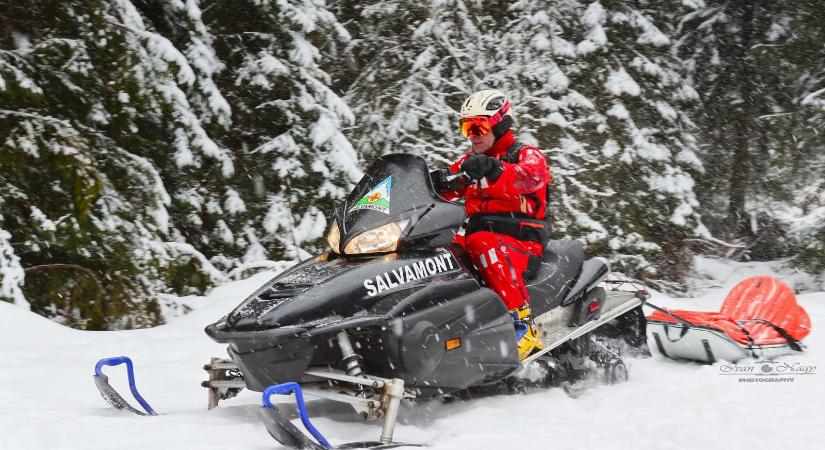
93;356;157;416
261;382;423;450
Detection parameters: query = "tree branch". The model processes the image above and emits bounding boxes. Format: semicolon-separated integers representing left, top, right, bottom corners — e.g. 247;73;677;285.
24;264;104;306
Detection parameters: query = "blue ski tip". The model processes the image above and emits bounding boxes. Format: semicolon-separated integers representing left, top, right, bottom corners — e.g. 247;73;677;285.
263;382;331;449
94;356;157;416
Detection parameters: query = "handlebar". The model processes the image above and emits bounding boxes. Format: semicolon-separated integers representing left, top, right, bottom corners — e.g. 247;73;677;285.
444;171;468;182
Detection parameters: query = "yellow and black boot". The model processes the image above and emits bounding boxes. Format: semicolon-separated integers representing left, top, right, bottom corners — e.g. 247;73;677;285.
512;305;543;360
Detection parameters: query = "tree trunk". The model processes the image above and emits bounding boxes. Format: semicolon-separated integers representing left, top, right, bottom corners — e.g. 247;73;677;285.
726;0;756;239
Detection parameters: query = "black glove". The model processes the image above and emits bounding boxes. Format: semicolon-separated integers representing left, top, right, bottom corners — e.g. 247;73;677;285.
460;154;503;182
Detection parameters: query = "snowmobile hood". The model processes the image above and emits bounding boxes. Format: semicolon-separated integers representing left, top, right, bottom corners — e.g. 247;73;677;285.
224;249;465;330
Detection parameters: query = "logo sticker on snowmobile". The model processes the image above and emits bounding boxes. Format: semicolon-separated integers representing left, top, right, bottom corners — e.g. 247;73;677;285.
363;252;457;297
350;176;392;215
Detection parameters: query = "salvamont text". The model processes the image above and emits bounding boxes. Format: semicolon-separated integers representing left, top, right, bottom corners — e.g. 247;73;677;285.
364;252;456;296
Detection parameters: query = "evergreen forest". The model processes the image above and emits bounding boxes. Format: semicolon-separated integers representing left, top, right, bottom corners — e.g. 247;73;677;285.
1;0;823;329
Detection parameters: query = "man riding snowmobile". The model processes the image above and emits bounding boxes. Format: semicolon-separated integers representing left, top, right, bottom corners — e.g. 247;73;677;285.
432;89;552;360
94;89;651;450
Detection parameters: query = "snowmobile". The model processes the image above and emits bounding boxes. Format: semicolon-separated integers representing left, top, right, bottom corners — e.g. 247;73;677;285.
201;154;650;449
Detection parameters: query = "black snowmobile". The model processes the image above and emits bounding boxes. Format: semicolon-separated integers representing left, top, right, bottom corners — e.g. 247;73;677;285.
203;154;649;449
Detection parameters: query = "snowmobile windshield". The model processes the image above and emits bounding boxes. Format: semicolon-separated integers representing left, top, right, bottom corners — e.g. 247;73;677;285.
331;153;461;254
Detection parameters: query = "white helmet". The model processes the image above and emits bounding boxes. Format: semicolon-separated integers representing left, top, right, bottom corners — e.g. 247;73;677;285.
458;89;514;138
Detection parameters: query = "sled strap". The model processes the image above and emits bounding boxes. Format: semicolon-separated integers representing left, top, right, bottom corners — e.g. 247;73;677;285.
643;301;697;327
263;382;331;449
737;319;803;352
729;320;760;358
662;322;690;342
94;356;157;416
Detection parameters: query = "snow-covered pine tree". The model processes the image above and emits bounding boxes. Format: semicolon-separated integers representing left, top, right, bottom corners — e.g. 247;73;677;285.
199;0;361;264
777;5;825;274
673;0;825;264
1;0;184;328
672;0;759;245
0;0;358;328
342;0;704;282
794;83;825;274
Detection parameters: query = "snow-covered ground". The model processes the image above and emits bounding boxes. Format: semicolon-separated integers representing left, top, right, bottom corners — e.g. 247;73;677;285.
1;258;822;450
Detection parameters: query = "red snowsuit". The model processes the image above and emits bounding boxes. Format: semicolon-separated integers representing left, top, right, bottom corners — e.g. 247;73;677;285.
442;130;552;311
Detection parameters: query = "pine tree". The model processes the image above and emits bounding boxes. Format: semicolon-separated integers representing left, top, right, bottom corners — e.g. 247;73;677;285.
0;0;357;328
779;4;825;273
673;0;825;262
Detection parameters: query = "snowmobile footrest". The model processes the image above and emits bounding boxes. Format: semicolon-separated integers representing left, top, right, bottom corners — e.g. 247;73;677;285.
93;356;157;416
524;294;643;366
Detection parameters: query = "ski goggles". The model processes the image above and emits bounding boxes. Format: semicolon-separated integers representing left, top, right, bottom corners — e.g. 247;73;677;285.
459;116;493;138
459;100;511;137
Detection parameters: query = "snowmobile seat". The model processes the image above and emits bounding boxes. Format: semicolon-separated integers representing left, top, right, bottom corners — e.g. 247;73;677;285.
526;239;584;315
646;276;811;362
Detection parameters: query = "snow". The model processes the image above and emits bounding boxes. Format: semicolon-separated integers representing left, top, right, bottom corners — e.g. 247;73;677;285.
546;112;570;128
581;1;608;50
223;189;247;215
551;35;577;58
654;100;678;121
12;32;32;54
263;195;292;234
175;188;205;211
2;258;823;450
606;102;630;120
631;11;670;46
236;54;290;89
605;68;641;97
546;64;570;92
292;207;328;245
800;87;825;106
0;229;28;309
288;33;319;66
530;33;550;51
29;206;57;232
597;140;617;158
0;59;43;95
215;219;234;244
241;228;268;263
164;242;228;285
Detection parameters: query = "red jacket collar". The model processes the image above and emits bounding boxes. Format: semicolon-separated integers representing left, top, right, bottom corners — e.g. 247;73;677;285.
486;131;515;158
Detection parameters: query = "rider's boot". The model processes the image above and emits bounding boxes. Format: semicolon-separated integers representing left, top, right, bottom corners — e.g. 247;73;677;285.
512;304;543;360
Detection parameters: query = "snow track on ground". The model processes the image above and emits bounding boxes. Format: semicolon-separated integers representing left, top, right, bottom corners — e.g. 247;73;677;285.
1;260;822;450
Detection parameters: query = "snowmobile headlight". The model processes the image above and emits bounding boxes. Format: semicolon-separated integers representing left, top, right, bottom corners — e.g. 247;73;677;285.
327;221;342;253
343;219;409;255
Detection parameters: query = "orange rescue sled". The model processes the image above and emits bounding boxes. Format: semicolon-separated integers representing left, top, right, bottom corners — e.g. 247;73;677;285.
646;276;811;363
